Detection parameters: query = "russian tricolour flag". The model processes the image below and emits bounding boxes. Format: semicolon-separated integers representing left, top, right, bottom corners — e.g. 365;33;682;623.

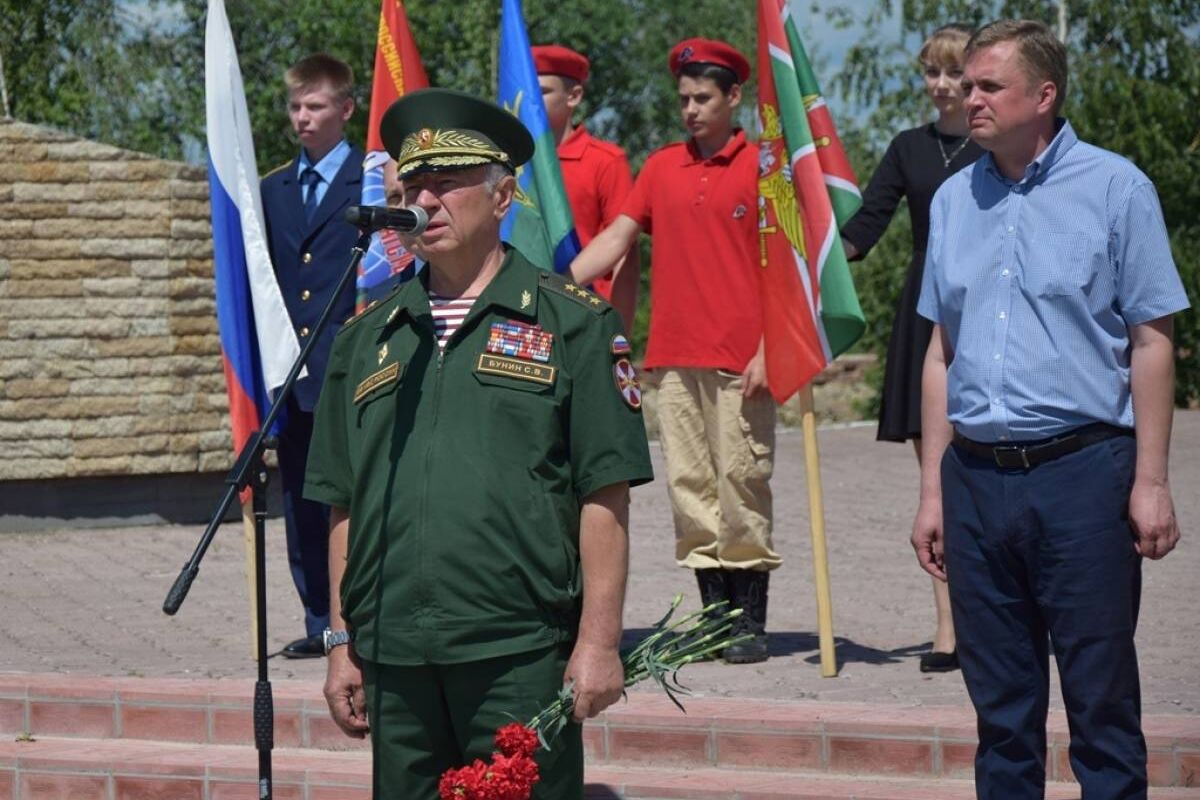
205;0;300;463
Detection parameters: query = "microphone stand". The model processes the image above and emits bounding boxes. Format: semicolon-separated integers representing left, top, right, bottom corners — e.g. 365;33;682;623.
163;228;373;800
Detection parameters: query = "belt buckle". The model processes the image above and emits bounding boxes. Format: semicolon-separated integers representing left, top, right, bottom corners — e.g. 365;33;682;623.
993;445;1030;469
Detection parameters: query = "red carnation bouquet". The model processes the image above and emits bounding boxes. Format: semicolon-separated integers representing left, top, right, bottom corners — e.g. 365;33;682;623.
438;722;542;800
438;595;747;800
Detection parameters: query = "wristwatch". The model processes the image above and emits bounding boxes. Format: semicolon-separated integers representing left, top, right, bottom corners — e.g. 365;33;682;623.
322;628;354;655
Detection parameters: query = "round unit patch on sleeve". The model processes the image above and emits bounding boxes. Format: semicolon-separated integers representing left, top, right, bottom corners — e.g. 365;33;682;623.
613;358;642;410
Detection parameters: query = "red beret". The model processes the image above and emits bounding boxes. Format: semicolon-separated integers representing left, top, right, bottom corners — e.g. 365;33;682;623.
531;45;590;83
668;38;750;84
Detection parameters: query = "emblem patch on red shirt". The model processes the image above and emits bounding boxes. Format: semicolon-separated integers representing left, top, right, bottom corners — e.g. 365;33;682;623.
486;320;553;363
613;358;642;410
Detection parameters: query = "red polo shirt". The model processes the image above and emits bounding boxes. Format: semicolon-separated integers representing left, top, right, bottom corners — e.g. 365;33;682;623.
622;130;762;372
558;126;634;300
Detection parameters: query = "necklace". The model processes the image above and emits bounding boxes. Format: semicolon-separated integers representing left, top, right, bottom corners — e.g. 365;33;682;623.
936;133;970;168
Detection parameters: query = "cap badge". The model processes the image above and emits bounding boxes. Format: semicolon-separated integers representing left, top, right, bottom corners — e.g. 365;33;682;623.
417;128;435;149
680;46;694;63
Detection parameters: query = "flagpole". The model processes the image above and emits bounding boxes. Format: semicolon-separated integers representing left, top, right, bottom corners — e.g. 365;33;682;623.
798;385;838;677
242;501;259;661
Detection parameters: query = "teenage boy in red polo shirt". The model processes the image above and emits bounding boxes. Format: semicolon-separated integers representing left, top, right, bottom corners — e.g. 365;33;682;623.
570;38;776;664
533;44;639;331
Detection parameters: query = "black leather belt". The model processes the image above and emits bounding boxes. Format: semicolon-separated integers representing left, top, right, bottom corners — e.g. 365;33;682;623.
952;423;1133;470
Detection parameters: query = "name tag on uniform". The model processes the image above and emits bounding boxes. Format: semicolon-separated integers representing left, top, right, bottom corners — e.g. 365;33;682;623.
354;362;401;404
475;354;556;386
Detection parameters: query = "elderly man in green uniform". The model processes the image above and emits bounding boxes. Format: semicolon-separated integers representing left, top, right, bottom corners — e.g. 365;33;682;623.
304;88;653;799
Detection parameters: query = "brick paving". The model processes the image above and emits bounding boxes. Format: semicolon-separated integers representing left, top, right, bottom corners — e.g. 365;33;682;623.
0;411;1196;716
3;672;1198;793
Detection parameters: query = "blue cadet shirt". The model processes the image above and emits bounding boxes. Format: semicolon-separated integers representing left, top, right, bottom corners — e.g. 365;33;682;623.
918;120;1190;443
297;138;352;209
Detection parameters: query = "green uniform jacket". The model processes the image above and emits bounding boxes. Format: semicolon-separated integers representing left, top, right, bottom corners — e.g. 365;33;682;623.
304;248;654;665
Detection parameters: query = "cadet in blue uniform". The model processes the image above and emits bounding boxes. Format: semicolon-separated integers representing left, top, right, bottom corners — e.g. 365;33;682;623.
306;89;653;799
260;53;363;658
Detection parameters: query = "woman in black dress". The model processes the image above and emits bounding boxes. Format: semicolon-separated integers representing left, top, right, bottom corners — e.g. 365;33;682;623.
841;24;982;673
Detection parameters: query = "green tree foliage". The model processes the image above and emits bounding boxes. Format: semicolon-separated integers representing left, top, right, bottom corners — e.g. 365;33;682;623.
830;0;1200;405
5;1;1194;400
4;0;755;171
3;0;756;360
201;0;756;171
0;0;185;158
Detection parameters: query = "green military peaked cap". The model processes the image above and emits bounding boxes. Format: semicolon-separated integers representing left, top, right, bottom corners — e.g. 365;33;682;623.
380;88;535;180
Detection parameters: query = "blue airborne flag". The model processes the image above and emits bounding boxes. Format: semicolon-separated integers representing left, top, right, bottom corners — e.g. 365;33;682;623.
497;0;581;272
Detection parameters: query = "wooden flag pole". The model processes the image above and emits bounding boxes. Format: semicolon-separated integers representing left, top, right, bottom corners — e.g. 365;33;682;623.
241;500;259;662
798;385;838;677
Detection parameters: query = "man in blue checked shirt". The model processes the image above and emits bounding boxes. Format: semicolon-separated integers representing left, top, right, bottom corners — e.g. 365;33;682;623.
912;19;1189;800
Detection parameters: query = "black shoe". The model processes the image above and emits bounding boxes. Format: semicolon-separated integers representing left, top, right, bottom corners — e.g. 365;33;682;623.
723;570;769;664
919;650;959;673
282;633;325;659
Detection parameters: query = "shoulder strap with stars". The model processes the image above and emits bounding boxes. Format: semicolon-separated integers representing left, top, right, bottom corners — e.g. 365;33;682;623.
537;271;608;314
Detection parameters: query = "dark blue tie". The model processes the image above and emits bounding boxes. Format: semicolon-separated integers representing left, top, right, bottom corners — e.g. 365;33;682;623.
301;167;321;222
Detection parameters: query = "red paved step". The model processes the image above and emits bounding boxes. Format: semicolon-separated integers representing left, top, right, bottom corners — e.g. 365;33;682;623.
4;737;1199;800
0;736;367;799
583;764;1200;799
1;673;1197;789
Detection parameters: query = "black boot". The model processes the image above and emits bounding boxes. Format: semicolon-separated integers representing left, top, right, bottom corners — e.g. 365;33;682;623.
723;570;769;664
695;568;728;609
685;568;730;661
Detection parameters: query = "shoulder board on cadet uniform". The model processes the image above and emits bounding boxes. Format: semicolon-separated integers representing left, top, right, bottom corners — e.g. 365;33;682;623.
336;284;405;335
262;160;292;180
538;270;608;314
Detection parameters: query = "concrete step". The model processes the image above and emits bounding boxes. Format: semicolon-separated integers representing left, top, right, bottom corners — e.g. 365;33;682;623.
5;737;1200;800
2;673;1197;789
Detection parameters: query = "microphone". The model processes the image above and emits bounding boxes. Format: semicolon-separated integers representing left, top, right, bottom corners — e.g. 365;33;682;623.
343;205;429;234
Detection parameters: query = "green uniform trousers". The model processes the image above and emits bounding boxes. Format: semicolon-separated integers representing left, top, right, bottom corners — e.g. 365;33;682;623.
362;644;583;799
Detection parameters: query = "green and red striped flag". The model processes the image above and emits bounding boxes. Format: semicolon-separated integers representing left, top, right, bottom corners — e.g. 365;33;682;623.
756;0;865;403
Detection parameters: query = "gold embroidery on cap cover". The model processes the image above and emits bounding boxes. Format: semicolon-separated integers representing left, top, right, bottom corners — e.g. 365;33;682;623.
395;128;509;177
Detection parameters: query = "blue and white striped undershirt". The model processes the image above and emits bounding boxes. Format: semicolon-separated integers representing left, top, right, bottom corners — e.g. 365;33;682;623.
428;291;477;349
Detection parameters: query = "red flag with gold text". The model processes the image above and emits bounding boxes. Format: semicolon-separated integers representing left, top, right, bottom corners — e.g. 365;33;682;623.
357;0;430;310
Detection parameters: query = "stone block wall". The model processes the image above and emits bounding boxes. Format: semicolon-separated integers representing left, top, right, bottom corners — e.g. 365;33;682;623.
0;119;232;482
